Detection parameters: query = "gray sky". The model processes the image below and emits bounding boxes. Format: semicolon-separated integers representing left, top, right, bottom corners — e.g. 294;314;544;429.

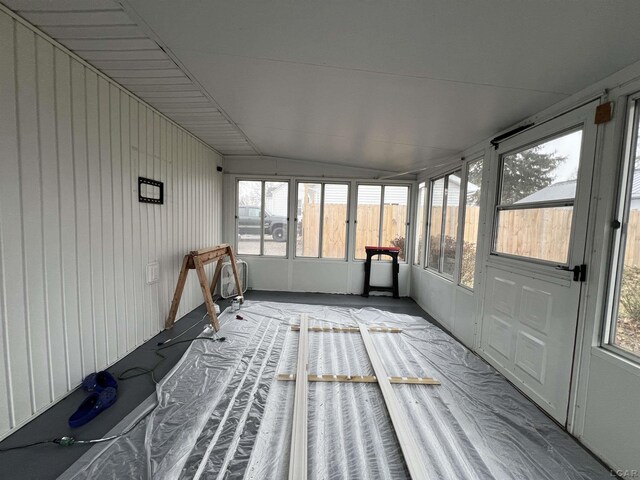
537;129;583;182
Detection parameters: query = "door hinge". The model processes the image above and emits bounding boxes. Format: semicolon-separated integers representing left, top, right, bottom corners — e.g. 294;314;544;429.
594;102;613;124
556;264;587;282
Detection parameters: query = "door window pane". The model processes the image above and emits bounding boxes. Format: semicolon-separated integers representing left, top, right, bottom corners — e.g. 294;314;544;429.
443;172;461;276
611;101;640;356
495;207;572;263
237;180;262;255
322;184;349;259
499;130;582;205
414;183;426;265
494;129;583;263
427;178;444;269
460;159;483;288
264;181;288;256
355;185;382;260
297;183;321;257
381;186;409;261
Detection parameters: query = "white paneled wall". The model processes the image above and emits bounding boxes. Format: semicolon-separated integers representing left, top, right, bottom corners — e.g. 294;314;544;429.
0;11;222;440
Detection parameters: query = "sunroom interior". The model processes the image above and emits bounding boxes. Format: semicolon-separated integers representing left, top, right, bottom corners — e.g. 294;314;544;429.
0;1;639;479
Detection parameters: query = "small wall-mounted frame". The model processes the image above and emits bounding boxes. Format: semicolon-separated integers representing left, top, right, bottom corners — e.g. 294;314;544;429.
139;177;163;204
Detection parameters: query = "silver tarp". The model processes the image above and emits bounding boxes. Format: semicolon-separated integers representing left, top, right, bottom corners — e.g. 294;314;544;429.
60;301;608;479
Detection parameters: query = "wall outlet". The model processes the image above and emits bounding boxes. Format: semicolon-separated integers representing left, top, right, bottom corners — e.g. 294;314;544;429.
146;261;160;285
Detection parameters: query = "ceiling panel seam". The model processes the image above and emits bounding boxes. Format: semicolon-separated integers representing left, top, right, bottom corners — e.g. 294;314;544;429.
182;49;574;97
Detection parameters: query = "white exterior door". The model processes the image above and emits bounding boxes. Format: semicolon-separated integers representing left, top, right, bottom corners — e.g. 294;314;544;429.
479;102;598;425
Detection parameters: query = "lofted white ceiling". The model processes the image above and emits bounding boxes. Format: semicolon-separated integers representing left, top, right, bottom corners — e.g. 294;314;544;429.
7;1;640;172
122;0;640;172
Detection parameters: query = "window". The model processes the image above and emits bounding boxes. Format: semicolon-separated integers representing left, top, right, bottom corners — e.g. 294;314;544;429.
237;180;289;257
443;172;461;276
427;172;461;276
355;184;409;261
493;130;583;264
607;98;640;358
296;182;349;259
413;182;426;265
427;178;444;269
460;159;483;289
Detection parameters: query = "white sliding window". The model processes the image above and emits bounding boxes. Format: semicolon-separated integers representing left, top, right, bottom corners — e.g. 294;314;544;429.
459;159;483;289
237;179;289;257
413;182;426;266
427;171;461;277
355;184;409;261
606;96;640;359
492;130;582;264
296;182;349;259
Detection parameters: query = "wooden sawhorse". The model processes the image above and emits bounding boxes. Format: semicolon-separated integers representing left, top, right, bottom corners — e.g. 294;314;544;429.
164;244;243;331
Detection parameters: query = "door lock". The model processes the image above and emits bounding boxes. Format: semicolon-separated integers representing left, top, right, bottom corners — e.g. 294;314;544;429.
556;264;587;282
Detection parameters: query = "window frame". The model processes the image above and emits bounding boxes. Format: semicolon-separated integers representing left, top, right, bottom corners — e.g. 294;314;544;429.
426;176;445;273
235;178;290;258
353;182;411;263
294;180;350;261
458;157;484;290
413;182;428;266
426;169;462;279
490;127;584;268
603;94;640;363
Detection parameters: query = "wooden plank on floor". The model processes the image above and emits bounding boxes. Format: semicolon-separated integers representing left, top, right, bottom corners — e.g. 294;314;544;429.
359;323;430;479
277;374;440;385
288;314;309;480
389;376;440;385
291;325;402;333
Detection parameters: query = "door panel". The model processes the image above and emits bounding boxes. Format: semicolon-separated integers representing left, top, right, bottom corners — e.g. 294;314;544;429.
482;266;576;421
479;102;598;425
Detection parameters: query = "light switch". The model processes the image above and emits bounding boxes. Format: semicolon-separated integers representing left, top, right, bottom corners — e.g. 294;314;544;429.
146;261;160;285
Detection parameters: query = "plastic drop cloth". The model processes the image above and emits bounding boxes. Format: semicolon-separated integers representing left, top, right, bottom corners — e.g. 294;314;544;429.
61;301;609;480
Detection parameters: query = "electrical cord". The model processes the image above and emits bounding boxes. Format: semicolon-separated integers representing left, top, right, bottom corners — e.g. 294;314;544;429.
51;402;157;447
0;336;225;453
157;312;211;346
0;439;57;452
119;336;225;384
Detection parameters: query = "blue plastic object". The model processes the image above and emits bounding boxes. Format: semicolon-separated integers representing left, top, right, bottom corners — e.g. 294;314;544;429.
68;387;117;428
81;371;118;393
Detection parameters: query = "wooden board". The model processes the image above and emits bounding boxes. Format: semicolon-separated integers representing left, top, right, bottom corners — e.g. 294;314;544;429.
288;314;309;480
291;325;402;333
193;255;220;331
164;254;190;329
189;244;230;267
277;373;440;385
359;324;430;479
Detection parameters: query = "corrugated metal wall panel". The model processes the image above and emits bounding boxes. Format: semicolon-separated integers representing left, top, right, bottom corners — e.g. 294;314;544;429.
0;12;223;440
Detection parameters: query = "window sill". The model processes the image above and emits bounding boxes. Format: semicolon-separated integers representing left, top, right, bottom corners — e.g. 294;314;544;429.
293;257;348;263
423;267;454;283
592;345;640;378
352;259;409;265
